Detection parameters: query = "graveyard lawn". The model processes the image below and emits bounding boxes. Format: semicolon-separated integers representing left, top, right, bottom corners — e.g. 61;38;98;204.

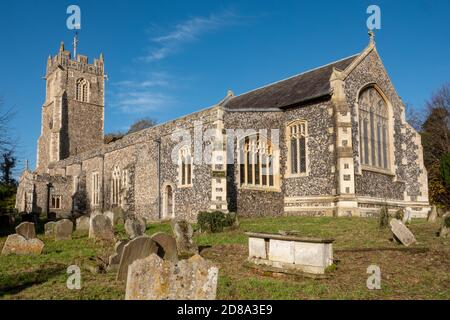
0;216;449;300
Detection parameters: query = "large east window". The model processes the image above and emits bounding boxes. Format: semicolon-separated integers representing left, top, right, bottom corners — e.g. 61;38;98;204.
239;134;278;189
359;87;390;170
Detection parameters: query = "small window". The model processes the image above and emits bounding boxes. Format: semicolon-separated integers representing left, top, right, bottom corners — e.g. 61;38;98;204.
343;175;351;181
50;195;62;209
179;146;193;186
344;163;350;169
92;172;100;206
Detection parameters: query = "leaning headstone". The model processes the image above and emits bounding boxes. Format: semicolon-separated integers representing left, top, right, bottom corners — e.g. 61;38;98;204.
44;221;57;236
125;254;218;300
390;219;416;246
151;232;178;263
1;234;44;256
55;219;73;241
428;206;438;223
116;235;158;282
15;222;36;240
76;216;90;232
89;215;115;241
124;217;146;239
171;219;198;256
107;240;129;272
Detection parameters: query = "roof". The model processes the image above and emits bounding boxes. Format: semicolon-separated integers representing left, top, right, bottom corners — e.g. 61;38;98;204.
223;54;359;111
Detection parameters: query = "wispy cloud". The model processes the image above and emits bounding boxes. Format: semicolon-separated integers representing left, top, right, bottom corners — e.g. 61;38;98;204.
142;10;239;62
109;72;175;113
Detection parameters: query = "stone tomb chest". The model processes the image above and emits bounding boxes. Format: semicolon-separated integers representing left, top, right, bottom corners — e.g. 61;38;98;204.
246;232;334;274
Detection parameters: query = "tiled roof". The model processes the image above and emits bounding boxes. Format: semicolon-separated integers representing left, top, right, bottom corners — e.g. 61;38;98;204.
224;54;359;110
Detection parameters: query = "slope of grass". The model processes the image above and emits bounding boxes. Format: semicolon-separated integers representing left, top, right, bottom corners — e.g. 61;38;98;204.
0;216;448;300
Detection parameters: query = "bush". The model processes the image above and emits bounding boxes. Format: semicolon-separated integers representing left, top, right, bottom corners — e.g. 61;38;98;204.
379;206;389;228
395;209;404;221
197;211;237;233
444;216;450;228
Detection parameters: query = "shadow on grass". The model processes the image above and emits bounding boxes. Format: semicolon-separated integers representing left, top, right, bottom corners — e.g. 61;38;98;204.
0;263;66;297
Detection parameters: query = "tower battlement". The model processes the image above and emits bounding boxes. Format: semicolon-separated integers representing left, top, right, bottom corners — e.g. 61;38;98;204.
46;42;104;77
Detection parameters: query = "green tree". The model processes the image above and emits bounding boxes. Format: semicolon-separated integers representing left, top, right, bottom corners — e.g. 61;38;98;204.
440;152;450;188
421;84;450;208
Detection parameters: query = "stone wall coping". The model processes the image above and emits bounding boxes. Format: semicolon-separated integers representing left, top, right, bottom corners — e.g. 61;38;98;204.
245;232;335;243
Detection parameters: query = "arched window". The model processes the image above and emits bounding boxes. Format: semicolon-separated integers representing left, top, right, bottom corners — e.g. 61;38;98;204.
239;134;278;188
287;121;308;175
76;78;89;102
359;87;389;170
179;147;193;186
111;166;121;206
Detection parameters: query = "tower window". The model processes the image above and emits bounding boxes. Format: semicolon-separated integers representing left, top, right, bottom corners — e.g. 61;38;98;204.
76;78;89;102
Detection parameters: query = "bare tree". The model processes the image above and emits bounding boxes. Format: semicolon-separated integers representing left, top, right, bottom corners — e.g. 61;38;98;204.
127;117;158;134
405;103;424;132
0;98;15;155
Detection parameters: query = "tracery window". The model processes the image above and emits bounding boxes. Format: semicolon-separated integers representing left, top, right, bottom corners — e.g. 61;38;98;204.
287;121;308;175
111;166;121;206
76;78;89;102
359;87;389;170
239;134;278;188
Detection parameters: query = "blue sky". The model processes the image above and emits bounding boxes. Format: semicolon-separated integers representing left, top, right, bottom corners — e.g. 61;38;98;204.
1;0;449;172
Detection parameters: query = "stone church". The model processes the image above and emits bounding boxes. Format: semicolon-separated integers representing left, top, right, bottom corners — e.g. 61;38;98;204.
16;35;430;221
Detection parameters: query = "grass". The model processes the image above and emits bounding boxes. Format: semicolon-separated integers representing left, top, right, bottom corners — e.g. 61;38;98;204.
0;216;448;300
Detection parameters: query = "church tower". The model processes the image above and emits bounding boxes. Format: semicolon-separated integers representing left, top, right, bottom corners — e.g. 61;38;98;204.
36;42;105;173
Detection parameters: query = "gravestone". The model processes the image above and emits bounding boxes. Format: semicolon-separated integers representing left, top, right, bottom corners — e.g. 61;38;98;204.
44;221;57;236
428;206;438;223
91;209;103;218
171;219;198;256
440;215;449;238
105;209;125;226
107;240;129;272
89;215;115;241
151;232;178;263
125;254;218;300
402;209;412;224
390;219;416;246
124;217;146;239
15;222;36;240
55;219;73;241
116;235;158;282
1;234;44;255
76;216;90;232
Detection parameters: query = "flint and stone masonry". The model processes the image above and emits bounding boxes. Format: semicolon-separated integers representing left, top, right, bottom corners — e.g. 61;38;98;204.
16;36;430;221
